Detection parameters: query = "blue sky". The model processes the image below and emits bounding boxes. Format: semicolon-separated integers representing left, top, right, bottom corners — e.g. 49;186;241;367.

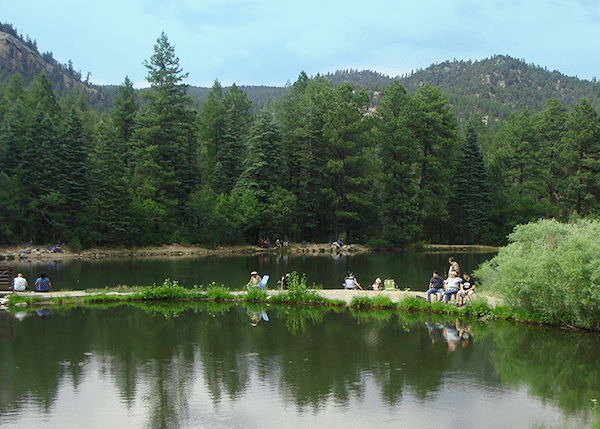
4;0;600;88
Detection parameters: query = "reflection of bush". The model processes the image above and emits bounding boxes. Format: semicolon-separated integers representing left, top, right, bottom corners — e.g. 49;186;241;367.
491;323;600;414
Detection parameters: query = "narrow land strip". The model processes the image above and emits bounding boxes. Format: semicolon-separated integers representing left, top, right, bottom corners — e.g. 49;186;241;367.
0;288;501;307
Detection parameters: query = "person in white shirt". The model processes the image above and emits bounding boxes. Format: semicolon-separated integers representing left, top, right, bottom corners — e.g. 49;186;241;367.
442;271;462;304
13;273;28;291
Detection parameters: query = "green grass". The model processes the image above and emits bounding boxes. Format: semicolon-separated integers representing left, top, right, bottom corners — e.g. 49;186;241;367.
349;295;395;309
204;283;235;301
139;279;197;300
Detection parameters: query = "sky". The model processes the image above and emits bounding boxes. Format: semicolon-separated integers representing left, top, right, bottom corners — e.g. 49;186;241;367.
4;0;600;88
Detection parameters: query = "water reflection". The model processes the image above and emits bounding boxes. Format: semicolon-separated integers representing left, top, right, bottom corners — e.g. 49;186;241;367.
0;303;595;429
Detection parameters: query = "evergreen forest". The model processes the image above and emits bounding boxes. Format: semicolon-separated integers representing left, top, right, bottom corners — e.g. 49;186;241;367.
1;31;600;250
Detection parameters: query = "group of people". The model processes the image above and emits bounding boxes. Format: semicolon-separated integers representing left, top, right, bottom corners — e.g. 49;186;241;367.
259;236;289;249
341;256;476;306
427;257;475;306
343;273;393;290
12;272;52;292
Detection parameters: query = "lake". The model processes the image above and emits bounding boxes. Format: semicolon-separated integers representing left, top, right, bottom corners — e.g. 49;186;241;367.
2;251;597;428
0;302;596;429
6;251;495;291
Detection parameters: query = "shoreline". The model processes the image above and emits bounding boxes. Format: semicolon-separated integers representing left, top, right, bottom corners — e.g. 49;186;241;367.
0;242;498;262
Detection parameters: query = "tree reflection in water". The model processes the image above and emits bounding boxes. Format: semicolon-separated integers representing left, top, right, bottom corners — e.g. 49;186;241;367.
0;303;596;428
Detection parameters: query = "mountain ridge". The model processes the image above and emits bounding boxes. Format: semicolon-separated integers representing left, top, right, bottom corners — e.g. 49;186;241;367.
1;26;599;122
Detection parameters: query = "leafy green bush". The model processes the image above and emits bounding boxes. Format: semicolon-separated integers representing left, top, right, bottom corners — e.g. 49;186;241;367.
268;272;335;305
349;295;395;309
399;295;427;310
205;283;235;301
462;298;495;319
243;288;267;302
475;219;600;330
139;279;193;300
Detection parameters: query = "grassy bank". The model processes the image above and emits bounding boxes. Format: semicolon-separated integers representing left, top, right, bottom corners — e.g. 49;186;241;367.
5;271;593;331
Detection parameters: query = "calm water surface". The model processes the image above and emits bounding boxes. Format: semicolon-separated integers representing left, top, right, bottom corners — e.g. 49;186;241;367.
0;303;596;429
7;252;495;291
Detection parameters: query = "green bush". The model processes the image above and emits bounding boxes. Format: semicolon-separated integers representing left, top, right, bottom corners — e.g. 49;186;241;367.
268;272;340;305
475;219;600;330
349;295;395;309
205;283;235;301
243;288;267;302
139;279;193;300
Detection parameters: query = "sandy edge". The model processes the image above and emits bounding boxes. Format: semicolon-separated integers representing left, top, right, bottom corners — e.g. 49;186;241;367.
0;242;498;262
0;242;371;261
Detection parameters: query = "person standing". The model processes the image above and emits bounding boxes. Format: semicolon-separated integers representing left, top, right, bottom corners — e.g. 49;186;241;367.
448;257;460;277
34;272;52;292
13;273;29;291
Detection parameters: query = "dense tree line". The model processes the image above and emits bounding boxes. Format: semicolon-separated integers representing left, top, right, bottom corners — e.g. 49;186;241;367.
1;34;600;249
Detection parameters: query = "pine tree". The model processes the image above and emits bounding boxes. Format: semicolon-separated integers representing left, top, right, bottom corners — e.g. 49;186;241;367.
409;84;459;242
59;107;91;244
220;83;252;192
111;76;138;171
132;32;198;241
450;123;490;243
323;83;374;242
89;123;133;245
559;99;600;217
21;108;63;242
535;98;568;211
198;80;225;191
373;80;420;246
235;111;283;200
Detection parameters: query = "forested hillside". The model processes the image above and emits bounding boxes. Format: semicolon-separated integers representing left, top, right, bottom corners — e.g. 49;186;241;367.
324;56;600;123
2;26;600;250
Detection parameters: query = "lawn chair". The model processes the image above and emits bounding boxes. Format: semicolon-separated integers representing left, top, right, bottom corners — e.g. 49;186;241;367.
247;274;269;291
384;279;396;291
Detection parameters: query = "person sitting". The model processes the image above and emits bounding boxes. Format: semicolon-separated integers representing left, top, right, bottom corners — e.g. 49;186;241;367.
456;273;476;307
34;272;52;292
427;271;444;302
371;277;383;290
442;271;462;304
278;273;291;289
343;273;362;290
13;273;29;291
246;271;262;289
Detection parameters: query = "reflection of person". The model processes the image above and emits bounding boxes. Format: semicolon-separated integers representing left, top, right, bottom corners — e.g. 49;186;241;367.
249;312;262;326
343;273;362;290
248;310;269;326
443;322;461;354
371;278;382;290
246;271;261;289
425;318;444;344
13;273;29;291
427;271;444;302
35;272;52;292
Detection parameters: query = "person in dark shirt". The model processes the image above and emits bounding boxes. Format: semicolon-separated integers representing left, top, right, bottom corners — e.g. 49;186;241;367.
34;272;52;292
427;271;444;302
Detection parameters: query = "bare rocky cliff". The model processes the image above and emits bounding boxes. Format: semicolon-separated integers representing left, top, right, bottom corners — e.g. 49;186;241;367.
0;31;99;98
